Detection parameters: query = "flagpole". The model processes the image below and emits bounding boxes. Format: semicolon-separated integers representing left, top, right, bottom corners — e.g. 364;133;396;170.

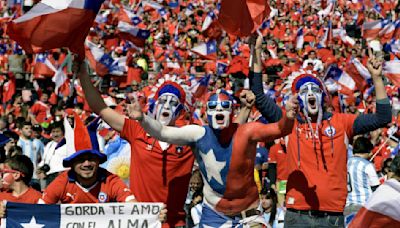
69;71;77;98
370;137;390;162
69;51;76;98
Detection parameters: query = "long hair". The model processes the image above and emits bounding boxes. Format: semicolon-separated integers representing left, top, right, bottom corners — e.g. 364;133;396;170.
261;187;278;225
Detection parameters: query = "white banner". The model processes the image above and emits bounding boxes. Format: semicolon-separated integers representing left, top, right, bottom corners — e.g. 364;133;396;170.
2;202;162;228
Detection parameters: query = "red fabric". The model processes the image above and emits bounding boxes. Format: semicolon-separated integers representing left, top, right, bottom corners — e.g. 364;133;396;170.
73;112;92;151
7;8;97;59
0;187;41;203
269;142;288;181
218;0;271;37
42;170;133;203
349;206;400;228
285;113;357;212
121;119;194;227
2;74;16;104
30;101;50;123
227;56;249;76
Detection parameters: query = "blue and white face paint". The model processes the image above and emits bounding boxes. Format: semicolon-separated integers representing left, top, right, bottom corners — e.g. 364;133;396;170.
155;93;182;126
298;82;323;116
206;92;233;130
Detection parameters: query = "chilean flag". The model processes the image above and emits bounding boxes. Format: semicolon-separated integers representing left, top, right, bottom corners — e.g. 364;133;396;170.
85;41;113;76
202;11;217;32
379;21;395;43
296;27;304;50
317;21;332;48
362;20;384;40
383;60;400;86
346;58;370;91
33;53;56;78
384;39;400;56
216;62;228;75
185;3;194;16
191;40;217;60
218;0;271;37
117;21;150;47
118;7;142;25
325;65;356;91
393;20;400;40
190;74;211;98
349;179;400;228
7;0;105;59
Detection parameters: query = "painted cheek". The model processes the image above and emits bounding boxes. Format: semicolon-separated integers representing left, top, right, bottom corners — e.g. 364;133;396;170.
2;173;14;188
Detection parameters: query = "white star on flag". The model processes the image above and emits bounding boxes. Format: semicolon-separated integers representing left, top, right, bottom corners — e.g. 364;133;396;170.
200;149;226;185
21;216;45;228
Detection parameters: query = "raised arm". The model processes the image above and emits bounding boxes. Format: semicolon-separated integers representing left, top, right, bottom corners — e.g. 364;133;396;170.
249;35;282;123
75;61;125;132
127;101;205;145
244;95;298;142
234;90;256;124
352;53;392;135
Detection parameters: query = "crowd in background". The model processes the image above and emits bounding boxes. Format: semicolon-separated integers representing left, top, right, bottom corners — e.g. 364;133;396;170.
0;0;400;227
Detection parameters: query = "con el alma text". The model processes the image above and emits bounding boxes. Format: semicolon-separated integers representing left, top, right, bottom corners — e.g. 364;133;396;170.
65;220;150;228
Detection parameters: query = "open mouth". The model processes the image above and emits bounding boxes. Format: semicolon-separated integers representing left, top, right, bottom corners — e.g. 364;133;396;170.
308;97;316;108
216;114;225;124
162;112;170;118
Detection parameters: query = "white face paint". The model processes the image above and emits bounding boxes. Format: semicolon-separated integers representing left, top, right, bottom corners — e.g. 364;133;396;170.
298;82;323;115
206;100;232;130
155;94;181;126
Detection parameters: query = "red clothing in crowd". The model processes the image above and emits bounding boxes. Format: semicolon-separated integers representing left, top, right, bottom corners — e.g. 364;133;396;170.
269;142;289;181
41;170;134;204
0;187;41;203
285;113;357;212
30;101;50;123
121;119;194;228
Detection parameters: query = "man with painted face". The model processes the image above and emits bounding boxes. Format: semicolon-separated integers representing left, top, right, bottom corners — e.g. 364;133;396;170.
75;61;193;227
126;88;299;226
250;35;392;227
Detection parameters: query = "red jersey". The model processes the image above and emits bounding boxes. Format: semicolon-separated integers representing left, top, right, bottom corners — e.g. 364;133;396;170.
269;142;289;181
121;119;194;227
42;169;133;204
0;187;41;203
30;101;50;123
285;113;357;212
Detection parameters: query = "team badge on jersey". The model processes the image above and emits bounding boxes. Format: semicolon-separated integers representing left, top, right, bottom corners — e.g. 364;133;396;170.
98;192;108;203
324;126;336;137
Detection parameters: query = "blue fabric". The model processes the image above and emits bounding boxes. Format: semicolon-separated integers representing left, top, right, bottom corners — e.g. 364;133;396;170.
193;126;233;195
5;202;61;227
199;203;242;227
84;0;105;13
353;98;392;136
255;147;269;166
101;136;130;169
158;84;183;101
63;149;107;167
250;72;282;123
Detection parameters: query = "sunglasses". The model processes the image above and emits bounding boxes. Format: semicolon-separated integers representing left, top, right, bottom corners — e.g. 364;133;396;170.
207;100;232;110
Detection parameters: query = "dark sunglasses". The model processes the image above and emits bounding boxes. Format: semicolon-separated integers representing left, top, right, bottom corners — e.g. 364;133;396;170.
206;100;232;110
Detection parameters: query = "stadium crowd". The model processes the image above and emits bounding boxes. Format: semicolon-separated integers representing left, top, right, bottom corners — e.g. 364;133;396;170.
0;0;400;227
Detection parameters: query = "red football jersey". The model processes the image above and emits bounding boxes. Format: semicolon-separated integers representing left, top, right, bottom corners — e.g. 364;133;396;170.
0;187;41;203
121;119;194;227
41;169;133;204
285;113;357;212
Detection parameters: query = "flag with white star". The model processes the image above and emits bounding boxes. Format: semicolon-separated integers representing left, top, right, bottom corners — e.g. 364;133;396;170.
191;40;217;60
3;202;60;228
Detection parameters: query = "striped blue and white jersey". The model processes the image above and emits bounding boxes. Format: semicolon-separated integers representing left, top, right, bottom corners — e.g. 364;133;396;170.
17;138;44;179
346;156;380;206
